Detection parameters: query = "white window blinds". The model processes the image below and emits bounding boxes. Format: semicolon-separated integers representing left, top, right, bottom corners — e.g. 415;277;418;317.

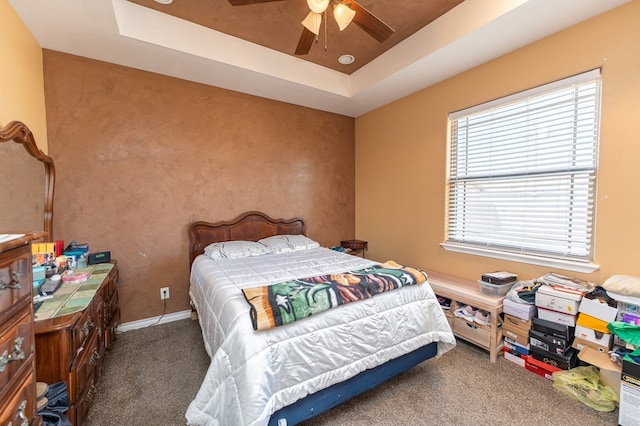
446;69;601;263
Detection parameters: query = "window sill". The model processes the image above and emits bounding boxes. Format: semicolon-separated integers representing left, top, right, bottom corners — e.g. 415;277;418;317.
440;243;600;274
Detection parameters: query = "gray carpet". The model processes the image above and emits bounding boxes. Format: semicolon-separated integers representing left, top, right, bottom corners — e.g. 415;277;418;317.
86;319;618;425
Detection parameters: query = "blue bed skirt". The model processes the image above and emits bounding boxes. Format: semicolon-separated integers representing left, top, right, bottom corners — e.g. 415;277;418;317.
268;341;439;425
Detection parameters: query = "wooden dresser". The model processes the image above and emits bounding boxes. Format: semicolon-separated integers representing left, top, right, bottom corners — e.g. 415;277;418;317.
34;263;119;425
0;234;42;425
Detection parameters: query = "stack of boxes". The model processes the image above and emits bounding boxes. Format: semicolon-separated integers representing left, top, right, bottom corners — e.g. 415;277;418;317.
575;287;640;423
502;298;536;367
527;317;577;377
527;275;588;374
610;294;640;425
573;291;618;353
535;284;584;327
497;271;640;424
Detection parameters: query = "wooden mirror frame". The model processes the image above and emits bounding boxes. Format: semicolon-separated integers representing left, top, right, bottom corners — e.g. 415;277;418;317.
0;120;55;240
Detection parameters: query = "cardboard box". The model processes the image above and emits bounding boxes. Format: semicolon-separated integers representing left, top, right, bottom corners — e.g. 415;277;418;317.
618;301;640;317
504;298;537;320
578;346;621;397
579;295;619;323
576;312;610;334
503;347;526;367
574;324;612;350
537;306;577;327
503;313;532;333
529;329;571;355
532;317;574;340
622;313;640;325
535;285;582;315
525;355;561;380
502;322;529;346
572;336;610;354
619;359;640;426
530;345;577;370
504;339;530;356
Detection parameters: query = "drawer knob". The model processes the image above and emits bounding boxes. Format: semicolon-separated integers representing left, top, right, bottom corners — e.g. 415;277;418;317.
88;349;101;366
86;383;97;403
82;319;95;334
7;399;29;426
0;337;25;372
0;271;22;291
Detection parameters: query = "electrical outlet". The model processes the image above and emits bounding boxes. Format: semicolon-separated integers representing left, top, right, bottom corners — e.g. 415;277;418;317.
160;287;170;300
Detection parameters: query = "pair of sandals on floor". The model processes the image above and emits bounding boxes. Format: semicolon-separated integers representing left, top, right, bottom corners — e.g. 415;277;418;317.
37;381;71;426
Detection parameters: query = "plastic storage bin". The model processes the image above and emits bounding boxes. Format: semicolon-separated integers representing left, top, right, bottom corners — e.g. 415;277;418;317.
478;280;513;296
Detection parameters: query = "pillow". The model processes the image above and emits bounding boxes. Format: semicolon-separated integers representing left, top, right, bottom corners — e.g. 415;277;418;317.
602;275;640;298
258;234;320;254
203;240;271;260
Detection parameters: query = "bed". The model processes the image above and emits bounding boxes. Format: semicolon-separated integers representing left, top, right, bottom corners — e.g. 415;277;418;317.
186;211;456;426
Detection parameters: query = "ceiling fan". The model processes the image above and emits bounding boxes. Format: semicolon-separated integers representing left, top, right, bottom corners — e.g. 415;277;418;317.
227;0;395;56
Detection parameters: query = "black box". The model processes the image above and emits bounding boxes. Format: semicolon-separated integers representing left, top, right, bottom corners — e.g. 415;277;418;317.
532;317;574;340
530;345;577;370
619;358;640;425
529;329;572;355
481;271;517;285
88;251;111;265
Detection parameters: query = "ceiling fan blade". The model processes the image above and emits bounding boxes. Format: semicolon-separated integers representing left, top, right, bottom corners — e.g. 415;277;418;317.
295;27;316;55
227;0;284;5
348;0;395;42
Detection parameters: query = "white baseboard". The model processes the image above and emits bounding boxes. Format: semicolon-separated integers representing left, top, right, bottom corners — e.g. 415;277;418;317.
117;309;192;333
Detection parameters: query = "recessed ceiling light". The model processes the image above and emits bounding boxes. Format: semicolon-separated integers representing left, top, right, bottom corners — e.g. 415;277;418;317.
154;0;173;4
338;54;355;65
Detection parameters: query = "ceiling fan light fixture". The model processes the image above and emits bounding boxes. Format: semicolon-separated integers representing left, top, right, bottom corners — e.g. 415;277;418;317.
307;0;330;14
333;3;355;31
301;11;322;36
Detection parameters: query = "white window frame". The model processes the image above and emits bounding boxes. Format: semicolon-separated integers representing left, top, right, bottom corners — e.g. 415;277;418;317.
442;69;601;273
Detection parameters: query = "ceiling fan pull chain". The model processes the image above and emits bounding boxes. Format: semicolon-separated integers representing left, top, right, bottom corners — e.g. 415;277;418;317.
324;9;328;51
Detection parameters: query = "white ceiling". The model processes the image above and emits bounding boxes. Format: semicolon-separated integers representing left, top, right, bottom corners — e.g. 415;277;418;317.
9;0;629;117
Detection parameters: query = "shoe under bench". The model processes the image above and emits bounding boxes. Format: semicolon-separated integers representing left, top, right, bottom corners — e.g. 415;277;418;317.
427;271;505;363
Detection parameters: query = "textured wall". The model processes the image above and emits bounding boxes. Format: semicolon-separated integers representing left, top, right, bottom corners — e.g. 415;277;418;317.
44;51;355;323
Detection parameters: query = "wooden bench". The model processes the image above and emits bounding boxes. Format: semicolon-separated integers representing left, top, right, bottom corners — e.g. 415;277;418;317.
427;271;505;363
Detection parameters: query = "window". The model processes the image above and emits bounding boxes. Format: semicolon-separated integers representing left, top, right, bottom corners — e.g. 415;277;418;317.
443;69;601;273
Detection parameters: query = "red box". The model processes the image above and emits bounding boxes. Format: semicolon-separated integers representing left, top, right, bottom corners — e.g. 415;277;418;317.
503;347;526;367
525;355;561;380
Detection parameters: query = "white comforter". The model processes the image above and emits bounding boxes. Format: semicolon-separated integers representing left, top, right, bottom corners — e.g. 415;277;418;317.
186;247;456;426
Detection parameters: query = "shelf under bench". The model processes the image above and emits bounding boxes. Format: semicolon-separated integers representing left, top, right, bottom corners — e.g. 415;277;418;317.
426;271;505;363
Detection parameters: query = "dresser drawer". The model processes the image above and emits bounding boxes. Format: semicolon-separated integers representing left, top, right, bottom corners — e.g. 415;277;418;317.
71;303;97;356
69;330;100;404
453;317;491;348
0;367;37;426
104;291;119;327
70;372;97;426
103;267;118;301
0;246;31;320
0;306;35;393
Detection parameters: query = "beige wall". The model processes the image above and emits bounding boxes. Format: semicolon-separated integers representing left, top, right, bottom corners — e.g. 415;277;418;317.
355;1;640;284
0;0;47;150
44;51;356;322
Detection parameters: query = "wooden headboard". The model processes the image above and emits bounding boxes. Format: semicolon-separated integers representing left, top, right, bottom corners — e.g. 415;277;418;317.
188;211;306;266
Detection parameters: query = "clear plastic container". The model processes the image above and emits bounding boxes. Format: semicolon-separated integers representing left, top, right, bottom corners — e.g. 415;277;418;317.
478;279;514;296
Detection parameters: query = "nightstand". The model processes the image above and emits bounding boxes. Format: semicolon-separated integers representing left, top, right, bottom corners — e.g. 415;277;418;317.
340;239;368;258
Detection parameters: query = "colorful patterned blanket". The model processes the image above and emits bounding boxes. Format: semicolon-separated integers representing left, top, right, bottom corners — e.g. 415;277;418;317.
242;261;427;330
